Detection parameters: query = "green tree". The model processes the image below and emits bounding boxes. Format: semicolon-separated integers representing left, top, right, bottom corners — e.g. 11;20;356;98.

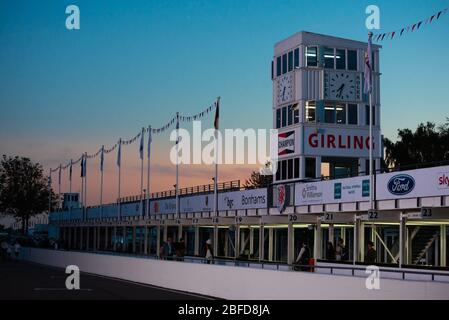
244;162;273;189
384;119;449;168
0;155;58;234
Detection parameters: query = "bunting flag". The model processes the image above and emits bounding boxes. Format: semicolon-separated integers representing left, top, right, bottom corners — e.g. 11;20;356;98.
373;7;448;42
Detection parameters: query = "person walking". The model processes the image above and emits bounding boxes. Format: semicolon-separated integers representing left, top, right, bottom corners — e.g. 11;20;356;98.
326;242;335;260
295;242;311;271
205;239;214;264
175;238;186;261
163;237;175;260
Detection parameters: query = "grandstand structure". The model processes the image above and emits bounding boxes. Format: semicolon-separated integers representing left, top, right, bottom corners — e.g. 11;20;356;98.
49;32;449;270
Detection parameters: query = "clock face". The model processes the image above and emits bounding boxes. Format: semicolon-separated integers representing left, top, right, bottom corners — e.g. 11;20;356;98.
324;71;360;101
277;74;294;105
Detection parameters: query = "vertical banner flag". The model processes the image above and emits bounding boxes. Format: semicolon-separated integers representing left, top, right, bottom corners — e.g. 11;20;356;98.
117;139;121;167
100;145;104;171
139;129;144;160
175;114;180;144
147;126;152;158
80;154;85;177
214;98;220;130
364;33;372;94
69;159;73;181
58;164;62;186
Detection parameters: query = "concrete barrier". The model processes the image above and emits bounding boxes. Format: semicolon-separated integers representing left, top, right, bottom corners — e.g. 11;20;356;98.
20;248;449;300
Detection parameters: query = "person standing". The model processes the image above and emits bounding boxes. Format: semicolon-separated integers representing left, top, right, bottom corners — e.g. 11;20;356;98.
326;242;335;260
295;242;311;271
365;241;377;263
335;238;345;261
205;239;214;264
163;237;175;260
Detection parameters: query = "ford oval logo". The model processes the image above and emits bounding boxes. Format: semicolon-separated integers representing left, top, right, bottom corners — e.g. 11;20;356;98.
387;174;415;196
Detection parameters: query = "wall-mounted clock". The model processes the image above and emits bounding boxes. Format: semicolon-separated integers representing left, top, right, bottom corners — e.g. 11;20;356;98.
324;71;361;102
277;73;294;105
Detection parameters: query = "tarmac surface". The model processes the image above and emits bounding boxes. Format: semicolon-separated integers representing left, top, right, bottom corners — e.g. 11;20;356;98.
0;258;213;300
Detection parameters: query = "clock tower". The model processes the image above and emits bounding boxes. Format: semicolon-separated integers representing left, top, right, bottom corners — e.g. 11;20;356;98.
272;31;382;184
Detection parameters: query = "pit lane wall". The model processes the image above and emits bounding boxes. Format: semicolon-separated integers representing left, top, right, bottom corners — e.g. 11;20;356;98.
19;247;449;300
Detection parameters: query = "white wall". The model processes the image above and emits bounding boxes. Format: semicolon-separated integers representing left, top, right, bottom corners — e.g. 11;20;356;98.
20;248;449;300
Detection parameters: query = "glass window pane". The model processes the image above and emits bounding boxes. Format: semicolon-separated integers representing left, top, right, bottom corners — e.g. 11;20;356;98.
336;49;346;70
276;108;281;128
324;47;335;69
305;158;316;178
306;47;317;67
305;101;316;122
293;105;299;124
287;105;293;126
336;104;346;124
348;50;357;70
325;104;335;123
281;160;287;180
348;104;358;125
282;54;287;74
281;107;287;127
288;51;293;72
276;56;281;76
287;159;293;180
294;48;299;68
294;158;299;179
271;60;274;79
365;105;375;125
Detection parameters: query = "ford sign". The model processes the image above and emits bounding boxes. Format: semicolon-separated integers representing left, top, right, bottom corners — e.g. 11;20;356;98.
387;174;415;196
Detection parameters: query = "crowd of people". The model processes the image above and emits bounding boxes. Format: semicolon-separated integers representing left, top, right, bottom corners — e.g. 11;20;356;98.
159;237;214;263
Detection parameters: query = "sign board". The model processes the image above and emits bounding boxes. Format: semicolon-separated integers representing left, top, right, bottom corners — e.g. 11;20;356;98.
376;166;449;200
295;176;370;205
278;131;295;156
180;194;213;213
218;189;268;211
303;127;381;158
150;198;176;215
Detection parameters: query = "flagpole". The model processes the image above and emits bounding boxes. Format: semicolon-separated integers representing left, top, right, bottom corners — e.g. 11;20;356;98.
140;128;144;218
118;138;122;220
58;164;62;209
84;152;88;210
147;126;151;219
100;145;104;220
368;31;374;212
80;154;84;219
176;112;180;219
69;159;72;218
48;169;52;214
214;97;220;217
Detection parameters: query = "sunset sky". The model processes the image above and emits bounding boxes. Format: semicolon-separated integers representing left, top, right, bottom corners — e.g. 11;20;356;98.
1;0;448;205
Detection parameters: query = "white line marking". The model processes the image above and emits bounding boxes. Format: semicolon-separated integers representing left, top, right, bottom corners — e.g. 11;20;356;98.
33;288;93;291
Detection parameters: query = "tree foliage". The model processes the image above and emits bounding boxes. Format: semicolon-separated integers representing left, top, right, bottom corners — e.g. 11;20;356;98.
0;155;58;234
384;119;449;168
244;162;273;189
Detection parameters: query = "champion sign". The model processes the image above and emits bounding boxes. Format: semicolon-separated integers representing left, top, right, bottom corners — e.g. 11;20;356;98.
387;174;415;196
278;131;295;156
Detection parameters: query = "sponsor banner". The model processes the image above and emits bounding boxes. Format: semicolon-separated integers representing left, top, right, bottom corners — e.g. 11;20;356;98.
376;165;449;200
278;131;295;156
295;165;449;205
303;127;381;158
150;198;176;215
295;176;370;205
180;194;213;213
121;202;142;217
218;188;267;211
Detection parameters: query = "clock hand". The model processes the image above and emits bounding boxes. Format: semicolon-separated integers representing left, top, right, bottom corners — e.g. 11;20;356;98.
282;87;286;99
